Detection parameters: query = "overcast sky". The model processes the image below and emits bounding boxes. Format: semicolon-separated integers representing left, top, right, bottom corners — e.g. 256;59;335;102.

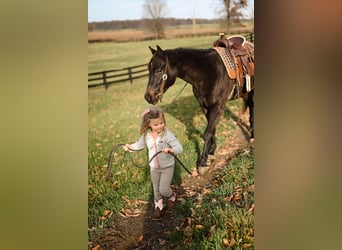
88;0;254;22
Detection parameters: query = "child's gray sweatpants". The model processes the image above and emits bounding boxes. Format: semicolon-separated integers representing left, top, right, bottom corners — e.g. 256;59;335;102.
150;165;174;201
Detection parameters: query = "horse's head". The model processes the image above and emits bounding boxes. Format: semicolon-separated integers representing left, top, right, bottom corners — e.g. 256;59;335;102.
145;45;176;104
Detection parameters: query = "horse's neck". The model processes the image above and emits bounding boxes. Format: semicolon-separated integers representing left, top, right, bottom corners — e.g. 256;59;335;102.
168;49;208;84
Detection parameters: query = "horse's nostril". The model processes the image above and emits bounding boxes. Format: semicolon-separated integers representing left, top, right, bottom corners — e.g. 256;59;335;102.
144;93;152;104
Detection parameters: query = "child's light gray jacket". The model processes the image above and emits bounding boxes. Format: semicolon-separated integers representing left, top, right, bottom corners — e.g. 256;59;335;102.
129;129;183;169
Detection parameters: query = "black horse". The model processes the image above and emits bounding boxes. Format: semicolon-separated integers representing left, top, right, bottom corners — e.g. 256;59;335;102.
145;45;254;171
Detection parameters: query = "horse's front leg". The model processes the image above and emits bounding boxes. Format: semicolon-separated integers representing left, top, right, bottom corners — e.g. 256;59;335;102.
198;105;222;172
199;130;213;167
208;127;217;155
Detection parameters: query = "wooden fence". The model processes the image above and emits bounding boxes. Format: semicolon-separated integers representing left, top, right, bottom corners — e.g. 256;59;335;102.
88;32;254;89
88;64;148;89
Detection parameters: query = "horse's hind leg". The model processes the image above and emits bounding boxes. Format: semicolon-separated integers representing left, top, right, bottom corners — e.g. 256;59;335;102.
247;89;254;138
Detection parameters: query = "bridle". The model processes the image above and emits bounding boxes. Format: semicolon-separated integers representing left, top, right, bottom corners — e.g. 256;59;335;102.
155;56;169;102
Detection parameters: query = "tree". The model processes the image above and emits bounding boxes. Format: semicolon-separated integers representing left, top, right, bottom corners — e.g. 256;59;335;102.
142;0;169;39
221;0;249;31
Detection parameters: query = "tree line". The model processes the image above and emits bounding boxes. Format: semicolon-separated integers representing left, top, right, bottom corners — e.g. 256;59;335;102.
88;0;253;39
88;18;224;32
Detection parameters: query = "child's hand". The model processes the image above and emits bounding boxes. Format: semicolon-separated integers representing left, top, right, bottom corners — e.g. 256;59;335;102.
162;148;174;154
122;144;131;152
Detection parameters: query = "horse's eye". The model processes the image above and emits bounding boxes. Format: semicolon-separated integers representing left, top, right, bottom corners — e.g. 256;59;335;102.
155;67;163;73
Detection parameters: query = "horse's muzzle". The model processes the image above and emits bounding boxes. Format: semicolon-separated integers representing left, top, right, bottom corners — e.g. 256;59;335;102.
144;92;158;105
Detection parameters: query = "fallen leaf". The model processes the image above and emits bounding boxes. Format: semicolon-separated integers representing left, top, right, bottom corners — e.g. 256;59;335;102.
187;217;192;226
190;207;196;216
118;211;127;218
191;169;198;177
242;243;253;248
134;199;148;206
103;210;111;217
222;238;229;247
137;235;143;242
114;171;123;176
229;238;236;247
229;232;236;247
92;245;100;250
247;203;254;214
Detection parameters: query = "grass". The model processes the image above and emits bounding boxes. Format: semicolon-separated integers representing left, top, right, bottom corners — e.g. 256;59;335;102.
88;35;219;72
88;34;254;246
88;21;254;43
170;148;254;249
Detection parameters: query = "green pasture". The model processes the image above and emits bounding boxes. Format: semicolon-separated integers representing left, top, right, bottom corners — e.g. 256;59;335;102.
88;35;254;247
88;35;218;72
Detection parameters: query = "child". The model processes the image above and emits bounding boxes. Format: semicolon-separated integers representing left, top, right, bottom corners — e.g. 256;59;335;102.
123;106;183;220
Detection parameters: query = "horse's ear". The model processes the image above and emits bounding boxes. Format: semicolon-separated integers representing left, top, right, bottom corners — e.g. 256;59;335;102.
156;45;164;53
149;46;157;55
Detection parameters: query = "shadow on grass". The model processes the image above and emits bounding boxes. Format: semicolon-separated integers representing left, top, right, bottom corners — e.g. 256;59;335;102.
161;95;252;160
160;95;204;165
223;107;251;141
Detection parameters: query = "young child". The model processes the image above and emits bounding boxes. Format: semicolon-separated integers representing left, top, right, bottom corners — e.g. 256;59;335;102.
123;106;183;220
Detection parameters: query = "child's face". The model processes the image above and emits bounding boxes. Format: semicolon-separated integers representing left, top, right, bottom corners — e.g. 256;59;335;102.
149;116;165;133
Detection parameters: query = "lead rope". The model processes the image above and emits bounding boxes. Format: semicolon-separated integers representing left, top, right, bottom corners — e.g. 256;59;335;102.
148;151;192;175
106;144;191;180
169;81;188;105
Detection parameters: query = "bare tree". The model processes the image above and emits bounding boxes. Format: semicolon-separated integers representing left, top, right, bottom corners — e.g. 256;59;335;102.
192;6;197;35
142;0;169;39
220;0;249;31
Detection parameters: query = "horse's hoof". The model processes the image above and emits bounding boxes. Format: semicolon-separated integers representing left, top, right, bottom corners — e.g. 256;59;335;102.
197;166;210;175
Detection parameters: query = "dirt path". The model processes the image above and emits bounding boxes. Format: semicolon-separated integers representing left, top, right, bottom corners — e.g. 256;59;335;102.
89;114;252;250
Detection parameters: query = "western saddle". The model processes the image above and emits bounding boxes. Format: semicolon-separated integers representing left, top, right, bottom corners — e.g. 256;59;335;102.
213;33;254;94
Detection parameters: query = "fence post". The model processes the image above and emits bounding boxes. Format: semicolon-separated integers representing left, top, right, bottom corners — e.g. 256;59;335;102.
128;68;133;84
103;71;108;89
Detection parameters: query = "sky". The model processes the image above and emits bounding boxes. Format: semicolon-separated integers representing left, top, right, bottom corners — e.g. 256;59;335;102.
88;0;254;22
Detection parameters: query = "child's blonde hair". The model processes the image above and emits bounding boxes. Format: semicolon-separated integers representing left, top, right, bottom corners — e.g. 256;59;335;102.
140;106;166;135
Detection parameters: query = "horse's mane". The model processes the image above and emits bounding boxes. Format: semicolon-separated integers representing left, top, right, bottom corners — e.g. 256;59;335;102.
165;47;216;65
167;47;213;56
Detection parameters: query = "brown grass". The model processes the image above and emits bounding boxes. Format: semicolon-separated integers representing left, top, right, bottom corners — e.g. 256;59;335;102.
88;26;253;43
